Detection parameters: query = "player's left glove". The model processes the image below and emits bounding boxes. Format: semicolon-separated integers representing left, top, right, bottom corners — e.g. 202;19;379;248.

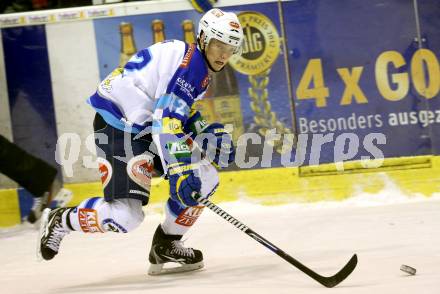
195;122;235;168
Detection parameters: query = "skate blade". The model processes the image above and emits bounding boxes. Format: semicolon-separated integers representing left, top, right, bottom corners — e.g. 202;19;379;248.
148;261;204;276
36;208;51;262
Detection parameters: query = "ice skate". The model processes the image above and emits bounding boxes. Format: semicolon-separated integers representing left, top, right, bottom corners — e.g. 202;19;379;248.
37;207;71;261
148;225;204;275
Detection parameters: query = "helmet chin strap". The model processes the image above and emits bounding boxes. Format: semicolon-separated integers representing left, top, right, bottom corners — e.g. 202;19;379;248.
198;37;224;73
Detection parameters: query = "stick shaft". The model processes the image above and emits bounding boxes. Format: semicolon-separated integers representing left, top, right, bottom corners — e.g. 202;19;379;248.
197;197;357;288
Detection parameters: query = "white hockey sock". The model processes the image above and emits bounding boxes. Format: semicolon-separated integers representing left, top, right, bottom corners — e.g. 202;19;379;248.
68;197;144;233
161;201;206;236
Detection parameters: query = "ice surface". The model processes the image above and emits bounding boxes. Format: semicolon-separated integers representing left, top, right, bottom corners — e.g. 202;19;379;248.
1;189;439;294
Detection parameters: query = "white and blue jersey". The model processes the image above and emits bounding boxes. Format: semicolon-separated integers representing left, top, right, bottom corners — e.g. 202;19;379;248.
88;40;209;133
88;40;210;171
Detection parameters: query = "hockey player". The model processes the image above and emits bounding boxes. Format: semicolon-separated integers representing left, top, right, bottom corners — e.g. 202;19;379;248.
38;8;243;275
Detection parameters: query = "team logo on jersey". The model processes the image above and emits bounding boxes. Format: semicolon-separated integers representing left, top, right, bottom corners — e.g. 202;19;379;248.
97;157;112;188
229;12;281;75
79;208;103;233
127;154;154;191
180;43;196;68
175;205;205;227
176;77;195;98
166;140;192;159
194;119;208;133
101;68;123;93
163;117;182;134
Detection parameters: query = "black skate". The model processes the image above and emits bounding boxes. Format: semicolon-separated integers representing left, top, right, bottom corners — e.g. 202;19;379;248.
148;225;204;275
37;207;71;261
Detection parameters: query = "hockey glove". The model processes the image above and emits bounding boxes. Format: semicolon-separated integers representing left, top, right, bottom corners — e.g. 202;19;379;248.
168;161;201;207
196;123;235;168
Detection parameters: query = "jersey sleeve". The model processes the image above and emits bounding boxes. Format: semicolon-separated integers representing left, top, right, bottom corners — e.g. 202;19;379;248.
152;43;209;172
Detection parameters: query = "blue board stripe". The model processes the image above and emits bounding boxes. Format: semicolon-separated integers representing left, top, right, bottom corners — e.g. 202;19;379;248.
17;188;33;220
1;25;60;181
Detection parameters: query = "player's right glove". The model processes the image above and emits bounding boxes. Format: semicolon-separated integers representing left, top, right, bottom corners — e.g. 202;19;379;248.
168;160;201;207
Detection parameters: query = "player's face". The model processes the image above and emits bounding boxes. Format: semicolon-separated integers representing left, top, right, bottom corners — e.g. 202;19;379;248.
206;39;236;71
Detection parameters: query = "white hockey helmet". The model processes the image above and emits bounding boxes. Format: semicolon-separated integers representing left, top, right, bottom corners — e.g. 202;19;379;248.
197;8;244;55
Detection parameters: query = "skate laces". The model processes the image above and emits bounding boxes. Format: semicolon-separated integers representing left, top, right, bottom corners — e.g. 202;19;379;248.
46;219;69;252
170;240;195;258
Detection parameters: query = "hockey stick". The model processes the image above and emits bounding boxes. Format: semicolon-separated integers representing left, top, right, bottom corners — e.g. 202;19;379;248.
193;194;358;288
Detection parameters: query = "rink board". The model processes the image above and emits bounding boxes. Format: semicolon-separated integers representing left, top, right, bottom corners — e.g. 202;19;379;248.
2;155;440;227
65;155;440;206
0;0;440;227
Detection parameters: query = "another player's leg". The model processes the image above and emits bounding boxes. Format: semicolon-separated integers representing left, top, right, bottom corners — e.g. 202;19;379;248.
148;161;219;275
28;186;73;224
0;134;72;224
27;192;50;224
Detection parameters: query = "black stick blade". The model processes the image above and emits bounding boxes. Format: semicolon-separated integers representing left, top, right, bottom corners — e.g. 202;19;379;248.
318;254;358;288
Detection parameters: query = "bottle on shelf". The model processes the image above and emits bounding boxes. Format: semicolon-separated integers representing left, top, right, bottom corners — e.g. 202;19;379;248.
119;22;137;67
152;19;166;44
